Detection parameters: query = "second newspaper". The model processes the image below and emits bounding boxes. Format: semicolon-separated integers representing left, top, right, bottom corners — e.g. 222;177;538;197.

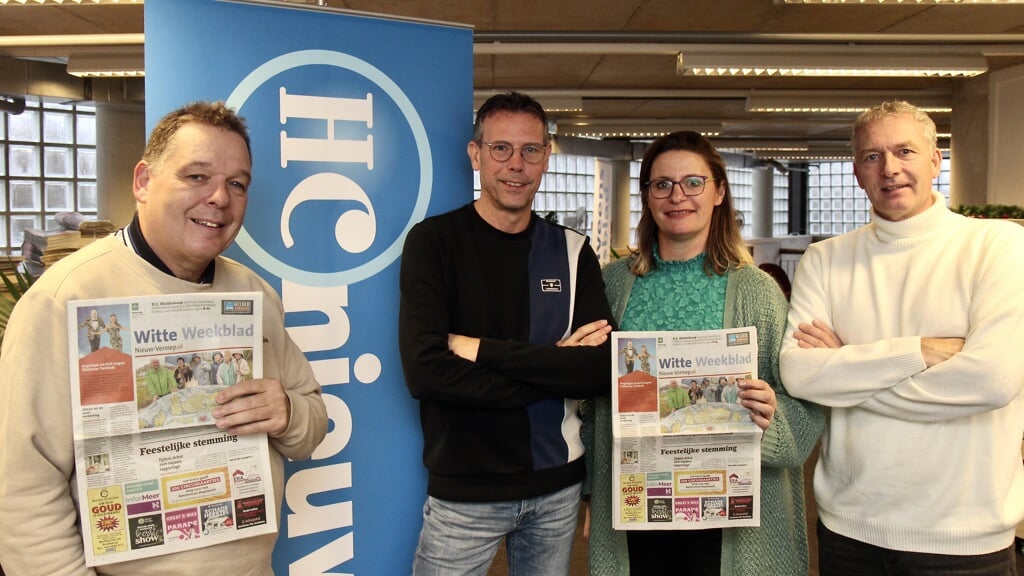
612;328;762;530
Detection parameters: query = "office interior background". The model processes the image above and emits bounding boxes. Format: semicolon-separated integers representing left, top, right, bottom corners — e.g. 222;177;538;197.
0;2;1023;575
1;0;1023;267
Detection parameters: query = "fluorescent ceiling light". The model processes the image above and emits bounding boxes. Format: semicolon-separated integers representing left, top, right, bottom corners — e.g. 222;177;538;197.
713;138;818;152
557;119;722;140
535;97;583;113
66;53;144;77
756;149;855;161
474;94;583;113
0;0;143;4
677;49;987;78
746;92;953;113
722;146;810;152
560;130;721;140
559;125;721;140
748;103;952;113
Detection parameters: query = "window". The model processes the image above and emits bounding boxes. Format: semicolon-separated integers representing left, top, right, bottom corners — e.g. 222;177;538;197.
729;166;754;238
628;161;642;243
807;157;951;236
473;152;596;233
1;97;98;254
472;151;792;248
628;160;790;244
772;169;790;238
534;154;595;232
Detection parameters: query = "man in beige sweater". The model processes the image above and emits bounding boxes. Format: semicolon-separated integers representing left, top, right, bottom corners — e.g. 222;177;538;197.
0;101;328;575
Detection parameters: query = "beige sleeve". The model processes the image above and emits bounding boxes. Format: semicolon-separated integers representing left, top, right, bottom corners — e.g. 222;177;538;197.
0;290;97;576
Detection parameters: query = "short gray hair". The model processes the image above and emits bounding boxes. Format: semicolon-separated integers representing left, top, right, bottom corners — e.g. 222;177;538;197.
851;100;937;154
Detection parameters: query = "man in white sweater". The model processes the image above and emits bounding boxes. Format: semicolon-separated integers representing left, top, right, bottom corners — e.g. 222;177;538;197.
780;101;1024;575
0;102;327;575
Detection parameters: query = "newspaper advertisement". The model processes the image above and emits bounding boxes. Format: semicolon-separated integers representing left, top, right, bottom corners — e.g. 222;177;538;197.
67;293;276;566
612;328;762;530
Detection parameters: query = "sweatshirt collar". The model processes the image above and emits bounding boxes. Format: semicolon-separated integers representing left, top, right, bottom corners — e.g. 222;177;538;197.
122;213;216;284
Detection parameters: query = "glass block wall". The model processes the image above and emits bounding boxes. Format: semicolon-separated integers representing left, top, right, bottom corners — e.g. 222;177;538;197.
627;162;790;243
1;97;98;254
534;154;595;232
807;157;951;236
473;153;596;233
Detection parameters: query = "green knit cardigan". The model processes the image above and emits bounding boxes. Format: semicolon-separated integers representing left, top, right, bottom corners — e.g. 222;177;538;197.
583;257;824;576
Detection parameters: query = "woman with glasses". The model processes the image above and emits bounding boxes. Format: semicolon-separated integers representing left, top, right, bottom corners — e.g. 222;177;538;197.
581;131;824;576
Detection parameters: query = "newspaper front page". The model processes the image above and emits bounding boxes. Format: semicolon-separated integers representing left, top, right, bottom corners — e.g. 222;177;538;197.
612;329;762;530
67;293;277;566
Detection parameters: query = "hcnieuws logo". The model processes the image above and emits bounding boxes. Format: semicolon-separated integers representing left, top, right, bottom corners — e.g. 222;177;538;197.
222;48;433;573
227;49;432;287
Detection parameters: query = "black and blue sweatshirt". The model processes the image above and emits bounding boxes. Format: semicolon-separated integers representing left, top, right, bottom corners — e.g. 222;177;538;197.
399;203;615;502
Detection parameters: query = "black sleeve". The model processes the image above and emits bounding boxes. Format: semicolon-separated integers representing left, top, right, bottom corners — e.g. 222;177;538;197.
398;220;549;409
474;235;616;399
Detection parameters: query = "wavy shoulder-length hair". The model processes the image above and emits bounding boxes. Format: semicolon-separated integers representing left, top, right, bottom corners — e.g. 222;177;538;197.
629;130;750;277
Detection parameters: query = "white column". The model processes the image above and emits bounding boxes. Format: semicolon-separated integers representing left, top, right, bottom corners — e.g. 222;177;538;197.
986;63;1024;207
96;105;145;227
951;76;989;208
751;166;774;238
610;159;634;259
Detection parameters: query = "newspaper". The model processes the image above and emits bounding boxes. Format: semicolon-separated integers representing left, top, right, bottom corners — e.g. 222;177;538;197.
67;293;277;566
611;329;762;530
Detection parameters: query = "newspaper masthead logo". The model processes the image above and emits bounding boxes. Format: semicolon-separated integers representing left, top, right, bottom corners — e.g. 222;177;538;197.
222;300;254;315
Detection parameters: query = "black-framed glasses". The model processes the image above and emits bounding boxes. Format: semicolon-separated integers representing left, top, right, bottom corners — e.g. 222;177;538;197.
643;175;717;199
481;141;550;164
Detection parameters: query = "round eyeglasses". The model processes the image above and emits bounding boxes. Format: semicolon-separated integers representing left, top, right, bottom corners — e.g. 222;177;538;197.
643;175;717;199
481;141;550;164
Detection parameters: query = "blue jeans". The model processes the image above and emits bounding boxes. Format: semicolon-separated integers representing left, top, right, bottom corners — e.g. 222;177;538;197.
818;520;1018;576
411;482;582;576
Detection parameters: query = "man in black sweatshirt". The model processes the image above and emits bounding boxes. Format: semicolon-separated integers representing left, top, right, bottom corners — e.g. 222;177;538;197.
399;91;614;576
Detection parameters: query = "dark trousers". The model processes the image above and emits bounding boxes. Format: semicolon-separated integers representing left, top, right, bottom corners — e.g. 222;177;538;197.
627;528;722;576
818;520;1018;576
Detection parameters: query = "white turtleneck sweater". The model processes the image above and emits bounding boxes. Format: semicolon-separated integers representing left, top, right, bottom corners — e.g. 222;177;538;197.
780;192;1024;556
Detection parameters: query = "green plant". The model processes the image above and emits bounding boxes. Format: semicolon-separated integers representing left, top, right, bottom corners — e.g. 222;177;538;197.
952;204;1024;219
0;261;36;349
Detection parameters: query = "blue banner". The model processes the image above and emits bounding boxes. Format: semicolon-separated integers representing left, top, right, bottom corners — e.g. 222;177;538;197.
144;0;472;573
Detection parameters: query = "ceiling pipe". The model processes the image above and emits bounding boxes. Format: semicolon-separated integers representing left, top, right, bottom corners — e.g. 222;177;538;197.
3;31;1023;52
473;31;1024;46
475;41;1024;57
